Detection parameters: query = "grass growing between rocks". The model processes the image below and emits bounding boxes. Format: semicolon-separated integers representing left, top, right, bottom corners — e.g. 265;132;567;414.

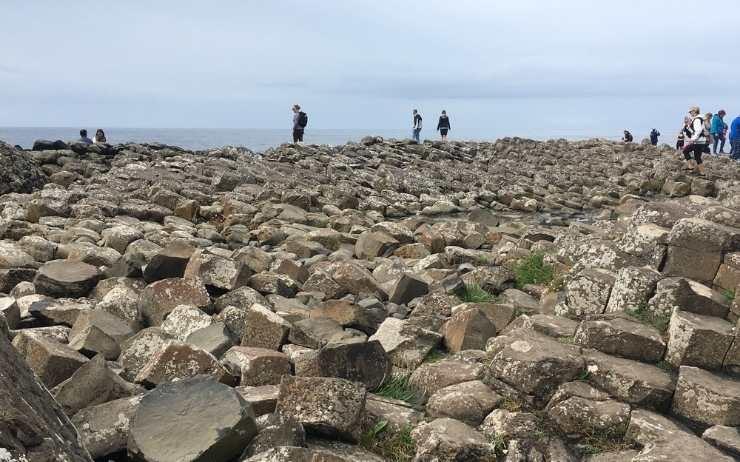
375;374;419;405
360;420;415;462
423;348;447;364
514;253;554;289
458;284;496;303
723;289;736;303
578;425;632;456
627;304;670;333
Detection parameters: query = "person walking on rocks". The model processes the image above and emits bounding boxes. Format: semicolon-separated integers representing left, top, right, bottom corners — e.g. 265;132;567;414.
649;128;660;146
412;109;423;143
437;110;451;141
730;113;740;160
77;129;93;145
292;104;308;144
683;106;708;174
710;110;727;154
676;116;691;152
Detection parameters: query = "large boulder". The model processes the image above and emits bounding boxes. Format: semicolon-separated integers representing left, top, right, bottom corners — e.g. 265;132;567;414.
672;366;740;428
138;277;211;326
34;260;102;298
0;329;92;461
294;340;391;391
72;395;143;459
411;418;496;461
626;409;734;461
0;140;46;195
275;376;366;442
11;330;89;387
486;328;585;403
128;376;257;462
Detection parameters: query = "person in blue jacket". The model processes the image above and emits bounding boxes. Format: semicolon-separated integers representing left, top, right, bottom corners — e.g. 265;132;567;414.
710;110;726;154
730;114;740;160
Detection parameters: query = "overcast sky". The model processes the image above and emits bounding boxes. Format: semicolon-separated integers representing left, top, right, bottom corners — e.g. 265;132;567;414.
1;0;739;137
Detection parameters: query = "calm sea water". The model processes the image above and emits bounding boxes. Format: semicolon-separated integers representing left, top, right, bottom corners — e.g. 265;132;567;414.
0;127;626;152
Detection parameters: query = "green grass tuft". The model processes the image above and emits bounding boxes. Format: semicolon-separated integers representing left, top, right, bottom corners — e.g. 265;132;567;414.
375;374;419;405
360;421;415;462
423;348;447;364
458;284;496;303
578;425;632;456
627;304;670;333
722;289;736;303
514;253;555;289
655;360;675;372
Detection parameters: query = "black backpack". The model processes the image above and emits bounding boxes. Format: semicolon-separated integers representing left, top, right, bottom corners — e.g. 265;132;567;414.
298;112;308;128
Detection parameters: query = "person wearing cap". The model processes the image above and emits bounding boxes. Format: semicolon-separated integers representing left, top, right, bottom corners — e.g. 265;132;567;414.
684;106;708;174
711;110;727;154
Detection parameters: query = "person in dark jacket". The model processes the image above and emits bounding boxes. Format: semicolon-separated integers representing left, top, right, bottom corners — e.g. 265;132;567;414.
437;110;451;141
622;130;633;143
78;129;93;145
412;109;422;143
292;104;308;144
649;128;660;146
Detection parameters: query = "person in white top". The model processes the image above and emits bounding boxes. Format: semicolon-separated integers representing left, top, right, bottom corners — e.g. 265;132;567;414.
683;106;708;175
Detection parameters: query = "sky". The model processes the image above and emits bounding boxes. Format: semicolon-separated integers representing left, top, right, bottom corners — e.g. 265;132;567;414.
1;0;740;139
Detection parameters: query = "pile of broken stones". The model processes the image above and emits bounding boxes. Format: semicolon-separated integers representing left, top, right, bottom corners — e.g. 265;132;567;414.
0;136;739;461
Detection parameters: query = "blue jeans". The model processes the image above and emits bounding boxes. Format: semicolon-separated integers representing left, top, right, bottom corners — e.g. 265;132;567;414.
412;128;421;143
731;139;740;160
712;134;725;153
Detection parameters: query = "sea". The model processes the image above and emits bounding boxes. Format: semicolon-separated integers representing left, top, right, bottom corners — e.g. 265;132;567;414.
0;127;625;153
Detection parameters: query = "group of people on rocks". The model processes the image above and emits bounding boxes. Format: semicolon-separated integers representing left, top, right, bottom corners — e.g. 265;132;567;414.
289;105;453;144
411;109;452;142
77;128;107;145
677;107;740;175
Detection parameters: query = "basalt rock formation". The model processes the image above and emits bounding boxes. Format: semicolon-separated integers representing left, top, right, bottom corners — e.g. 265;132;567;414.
0;136;739;461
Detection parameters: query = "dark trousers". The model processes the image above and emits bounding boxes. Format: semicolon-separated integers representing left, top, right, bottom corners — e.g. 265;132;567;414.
683;143;705;164
292;128;304;143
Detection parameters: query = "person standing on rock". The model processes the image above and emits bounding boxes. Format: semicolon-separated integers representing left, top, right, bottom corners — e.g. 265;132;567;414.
683;106;708;174
436;110;451;141
710;110;727;154
730;113;740;160
622;130;633;143
292;104;308;144
77;129;93;145
649;128;660;146
412;109;423;143
676;116;691;152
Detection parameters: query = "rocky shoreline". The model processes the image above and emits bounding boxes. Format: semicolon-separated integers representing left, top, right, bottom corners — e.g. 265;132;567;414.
0;136;739;461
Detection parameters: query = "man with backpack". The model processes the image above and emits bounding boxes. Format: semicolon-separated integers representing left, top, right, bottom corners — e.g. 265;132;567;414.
412;109;423;143
292;104;308;144
683;106;708;174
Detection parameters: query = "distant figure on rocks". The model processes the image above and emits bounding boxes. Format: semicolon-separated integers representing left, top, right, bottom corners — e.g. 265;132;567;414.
710;110;726;154
292;104;308;144
622;130;633;143
683;106;708;174
676;116;691;151
649;128;660;146
704;113;714;155
730;114;740;160
437;110;451;141
78;129;93;145
412;109;423;143
93;129;107;144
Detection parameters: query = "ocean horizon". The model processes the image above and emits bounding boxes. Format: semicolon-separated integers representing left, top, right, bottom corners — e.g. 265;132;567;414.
0;126;629;152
